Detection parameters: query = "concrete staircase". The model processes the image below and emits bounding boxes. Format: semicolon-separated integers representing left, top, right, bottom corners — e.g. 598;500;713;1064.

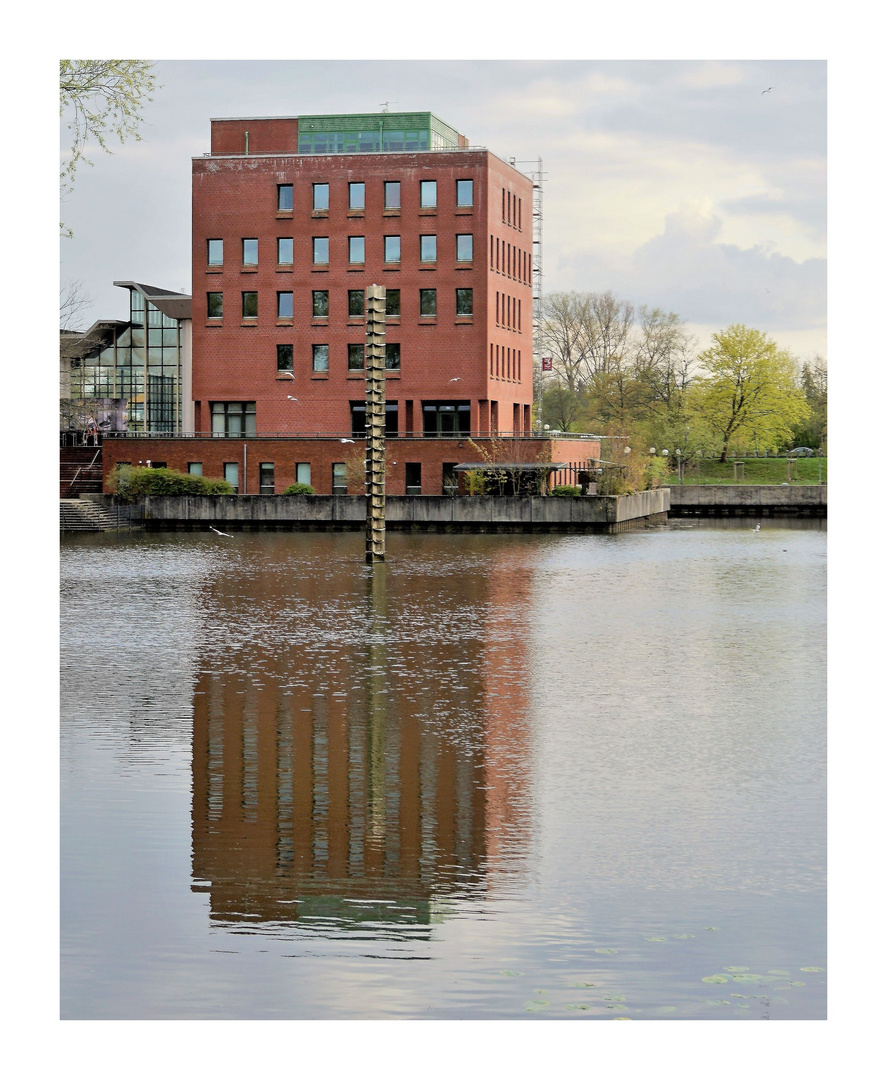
60;499;119;532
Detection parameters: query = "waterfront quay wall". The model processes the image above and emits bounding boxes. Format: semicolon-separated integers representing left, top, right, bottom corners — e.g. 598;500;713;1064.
110;489;670;533
668;485;827;517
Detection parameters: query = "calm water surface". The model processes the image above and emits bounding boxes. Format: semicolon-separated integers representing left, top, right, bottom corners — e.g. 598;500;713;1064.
60;520;826;1019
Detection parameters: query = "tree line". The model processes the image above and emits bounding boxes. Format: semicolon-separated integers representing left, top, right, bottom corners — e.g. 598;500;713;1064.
536;290;826;463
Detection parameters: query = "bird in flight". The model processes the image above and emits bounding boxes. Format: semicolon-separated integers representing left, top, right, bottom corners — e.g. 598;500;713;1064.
762;87;772;94
287;395;300;402
210;525;233;537
449;377;462;382
279;371;294;379
340;438;355;443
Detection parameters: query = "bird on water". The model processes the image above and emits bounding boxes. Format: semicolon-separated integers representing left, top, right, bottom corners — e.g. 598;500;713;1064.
210;525;233;537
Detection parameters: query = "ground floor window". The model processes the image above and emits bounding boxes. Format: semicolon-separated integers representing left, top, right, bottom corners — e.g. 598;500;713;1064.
443;462;459;495
187;462;203;475
405;462;422;495
422;401;470;437
211;401;256;436
296;462;311;486
224;462;239;493
259;462;275;494
332;462;347;495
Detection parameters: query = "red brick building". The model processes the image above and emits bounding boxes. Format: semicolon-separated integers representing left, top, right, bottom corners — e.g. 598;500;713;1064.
191;111;535;443
100;112;600;495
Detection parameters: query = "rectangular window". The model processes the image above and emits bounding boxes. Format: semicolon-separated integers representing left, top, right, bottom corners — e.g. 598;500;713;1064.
420;235;437;262
224;462;239;493
242;238;258;266
385;343;401;371
349;182;366;209
420;289;437;316
242;291;258;318
456;179;474;207
313;237;329;265
384;235;401;264
332;463;347;495
278;184;293;211
207;239;223;265
348;290;364;317
349;236;365;263
277;237;293;265
277;344;293;372
313;183;329;211
384;181;401;209
296;463;311;486
420;180;437;208
277;292;293;319
405;463;422;495
207;292;223;319
385;289;401;317
312;344;329;373
348;344;365;371
312;290;329;317
456;288;473;316
187;462;203;476
212;402;256;437
456;234;473;262
259;463;275;495
423;402;471;437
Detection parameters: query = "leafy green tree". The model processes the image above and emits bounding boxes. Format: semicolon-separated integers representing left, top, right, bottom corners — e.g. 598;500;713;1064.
60;60;158;233
689;324;809;461
792;356;827;450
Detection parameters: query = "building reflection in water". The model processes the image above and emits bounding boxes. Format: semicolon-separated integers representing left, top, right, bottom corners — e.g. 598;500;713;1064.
190;540;534;935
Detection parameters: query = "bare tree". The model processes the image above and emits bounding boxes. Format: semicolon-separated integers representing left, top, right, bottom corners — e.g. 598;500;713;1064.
536;291;594;392
60;280;94;332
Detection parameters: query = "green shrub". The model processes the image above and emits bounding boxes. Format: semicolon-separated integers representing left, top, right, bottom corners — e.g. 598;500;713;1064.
550;484;582;497
281;482;315;495
111;465;234;501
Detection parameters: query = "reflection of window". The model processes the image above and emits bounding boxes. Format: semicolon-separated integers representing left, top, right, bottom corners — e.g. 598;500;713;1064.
259;462;275;495
420;235;436;262
312;344;329;372
384;235;400;264
348;290;364;317
277;344;293;372
349;236;365;263
456;179;473;207
385;289;401;316
313;237;329;265
242;291;258;318
384;181;400;209
349;182;365;209
420;289;436;316
313;183;329;210
420;180;437;208
212;401;256;436
312;290;329;317
385;343;401;371
278;184;293;211
351;402;399;437
242;238;258;265
456;234;473;262
348;344;365;370
277;237;293;264
277;292;293;319
456;288;473;316
207;239;223;265
332;462;347;494
207;292;223;319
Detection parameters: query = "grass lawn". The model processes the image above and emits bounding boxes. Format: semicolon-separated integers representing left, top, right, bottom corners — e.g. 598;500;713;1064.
668;456;827;486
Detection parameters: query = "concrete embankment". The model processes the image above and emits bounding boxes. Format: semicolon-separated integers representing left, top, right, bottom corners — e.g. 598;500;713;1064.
88;489;670;533
667;485;826;517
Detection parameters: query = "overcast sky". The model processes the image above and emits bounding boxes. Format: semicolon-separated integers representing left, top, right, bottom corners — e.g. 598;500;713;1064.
60;58;826;362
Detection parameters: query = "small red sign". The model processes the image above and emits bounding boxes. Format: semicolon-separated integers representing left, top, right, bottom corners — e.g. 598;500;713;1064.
541;357;552;371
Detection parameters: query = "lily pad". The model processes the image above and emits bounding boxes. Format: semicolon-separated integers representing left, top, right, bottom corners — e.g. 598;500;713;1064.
730;973;766;983
725;966;749;973
705;1000;730;1006
525;1003;549;1012
565;1003;590;1011
800;967;825;973
645;936;668;942
704;927;720;932
672;933;695;939
595;947;618;954
571;982;597;989
702;975;730;983
768;969;791;976
603;994;626;1002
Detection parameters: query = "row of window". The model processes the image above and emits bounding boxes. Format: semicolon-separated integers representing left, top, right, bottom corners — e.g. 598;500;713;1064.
277;178;474;213
188;459;454;496
490;344;523;382
206;400;473;440
490;235;531;284
502;188;522;230
207;288;474;320
207;233;474;267
495;291;523;331
277;342;402;373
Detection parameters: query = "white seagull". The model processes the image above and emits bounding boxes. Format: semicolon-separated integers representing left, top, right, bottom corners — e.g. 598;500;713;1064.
449;377;462;382
287;395;300;402
340;438;355;443
753;522;761;532
279;371;295;379
762;87;772;94
210;525;233;537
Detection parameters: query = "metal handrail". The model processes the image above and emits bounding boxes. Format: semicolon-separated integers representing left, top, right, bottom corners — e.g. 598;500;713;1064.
105;430;603;441
66;447;102;493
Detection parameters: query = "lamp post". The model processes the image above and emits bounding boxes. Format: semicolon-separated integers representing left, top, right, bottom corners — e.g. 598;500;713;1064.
676;448;682;485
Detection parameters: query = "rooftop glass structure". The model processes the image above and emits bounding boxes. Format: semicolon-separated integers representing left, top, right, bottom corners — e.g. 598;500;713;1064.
296;112;463;155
